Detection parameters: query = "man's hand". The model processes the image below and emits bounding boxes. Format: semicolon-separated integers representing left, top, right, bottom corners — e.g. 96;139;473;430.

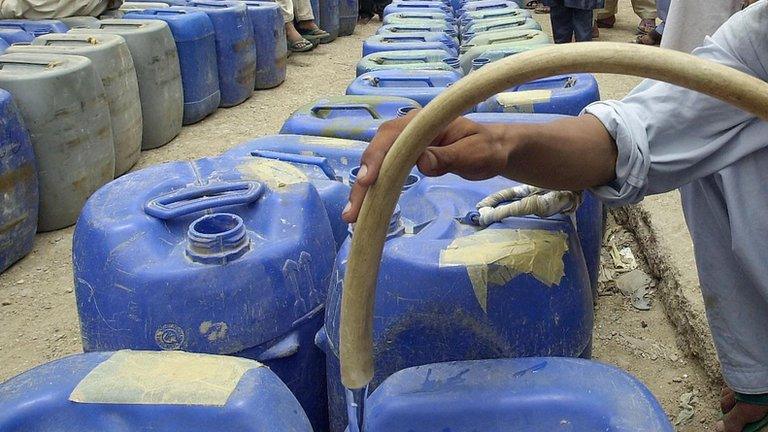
341;109;513;223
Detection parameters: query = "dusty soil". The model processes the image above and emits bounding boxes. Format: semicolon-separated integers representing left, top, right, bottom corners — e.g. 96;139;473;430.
0;3;721;430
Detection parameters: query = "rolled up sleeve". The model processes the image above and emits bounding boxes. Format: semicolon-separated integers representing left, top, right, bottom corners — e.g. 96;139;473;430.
582;2;768;206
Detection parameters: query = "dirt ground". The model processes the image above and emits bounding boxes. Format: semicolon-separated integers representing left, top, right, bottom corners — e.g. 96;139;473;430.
0;3;721;430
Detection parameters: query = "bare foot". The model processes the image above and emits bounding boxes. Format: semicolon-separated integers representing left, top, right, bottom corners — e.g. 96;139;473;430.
717;388;768;432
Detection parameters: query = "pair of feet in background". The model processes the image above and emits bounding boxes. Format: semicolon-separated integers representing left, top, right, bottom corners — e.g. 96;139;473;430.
593;14;661;44
286;20;332;52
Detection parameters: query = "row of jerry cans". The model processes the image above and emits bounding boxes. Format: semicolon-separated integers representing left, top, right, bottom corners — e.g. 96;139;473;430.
66;127;602;432
0;353;673;432
0;132;673;432
127;0;359;40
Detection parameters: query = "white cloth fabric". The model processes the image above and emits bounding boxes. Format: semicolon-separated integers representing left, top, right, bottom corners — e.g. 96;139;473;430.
660;0;742;53
274;0;315;23
584;1;768;393
0;0;122;19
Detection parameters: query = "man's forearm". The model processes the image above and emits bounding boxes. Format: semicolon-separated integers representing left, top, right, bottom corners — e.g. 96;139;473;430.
499;114;618;191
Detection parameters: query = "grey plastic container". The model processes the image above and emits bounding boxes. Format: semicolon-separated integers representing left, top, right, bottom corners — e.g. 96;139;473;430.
71;19;183;150
0;53;115;231
59;16;103;29
9;34;143;177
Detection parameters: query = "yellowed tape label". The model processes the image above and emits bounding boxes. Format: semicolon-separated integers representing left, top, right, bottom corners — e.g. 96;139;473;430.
69;350;262;406
439;228;568;311
237;157;308;189
496;90;553;113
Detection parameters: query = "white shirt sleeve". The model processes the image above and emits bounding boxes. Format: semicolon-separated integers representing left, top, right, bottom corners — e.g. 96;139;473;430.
584;1;768;206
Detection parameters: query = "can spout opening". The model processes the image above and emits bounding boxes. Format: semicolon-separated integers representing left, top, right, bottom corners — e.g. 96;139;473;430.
187;213;250;264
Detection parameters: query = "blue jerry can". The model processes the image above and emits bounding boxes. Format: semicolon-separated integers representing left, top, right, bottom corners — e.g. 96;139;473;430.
382;1;452;17
383;11;455;25
318;0;340;41
126;0;192;5
476;73;600;116
0;19;68;39
124;9;221;124
362;33;458;56
240;1;287;89
173;1;256;107
222;134;368;249
73;155;336;432
459;0;519;13
358;358;674;431
357;49;461;76
280;95;421;141
0;89;37;273
377;22;457;36
459;6;531;24
0;351;313;432
465;112;604;296
464;15;541;34
347;69;461;107
319;173;594;432
338;0;357;36
0;28;32;44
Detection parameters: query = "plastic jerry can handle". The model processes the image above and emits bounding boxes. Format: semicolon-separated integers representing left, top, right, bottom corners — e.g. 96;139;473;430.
382;36;428;43
377;55;429;63
250;150;338;180
311;103;381;119
256;331;301;361
486;21;523;31
489;33;534;44
144;181;264;220
368;75;436;87
474;3;502;10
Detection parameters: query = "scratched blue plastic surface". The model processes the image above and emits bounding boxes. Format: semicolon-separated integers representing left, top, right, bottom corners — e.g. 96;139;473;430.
280;95;421;141
0;89;37;273
0;38;8;53
0;351;313;432
319;173;594;432
222;134;368;250
0;28;31;44
338;0;357;35
347;69;461;106
362;32;458;56
476;74;601;116
357;358;674;431
317;0;340;41
73;155;336;431
124;9;221;124
173;1;255;107
240;1;287;89
465;112;604;296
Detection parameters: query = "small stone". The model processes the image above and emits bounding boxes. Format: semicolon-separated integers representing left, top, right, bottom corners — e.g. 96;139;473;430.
673;377;683;383
641;320;648;328
65;288;73;294
15;279;24;285
1;300;11;306
671;353;679;362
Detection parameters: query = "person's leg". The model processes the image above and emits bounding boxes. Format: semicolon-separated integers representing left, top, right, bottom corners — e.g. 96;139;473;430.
632;0;657;33
572;7;594;42
594;0;616;21
549;3;574;43
358;0;374;22
293;0;332;43
654;0;669;34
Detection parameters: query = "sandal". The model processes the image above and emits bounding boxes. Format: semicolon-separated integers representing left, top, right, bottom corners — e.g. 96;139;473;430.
298;27;332;44
288;37;314;52
534;3;550;13
524;0;539;9
636;18;656;34
634;30;661;45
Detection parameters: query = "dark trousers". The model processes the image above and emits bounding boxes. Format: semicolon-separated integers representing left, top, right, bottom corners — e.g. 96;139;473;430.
549;2;594;43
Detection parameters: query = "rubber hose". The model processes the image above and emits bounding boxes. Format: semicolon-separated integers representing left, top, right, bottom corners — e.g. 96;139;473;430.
340;42;768;390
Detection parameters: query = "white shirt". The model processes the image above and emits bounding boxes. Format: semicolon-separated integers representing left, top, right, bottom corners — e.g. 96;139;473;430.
585;1;768;392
